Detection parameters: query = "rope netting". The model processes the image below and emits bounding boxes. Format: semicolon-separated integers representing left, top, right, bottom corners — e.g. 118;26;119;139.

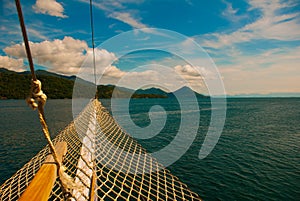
0;99;201;200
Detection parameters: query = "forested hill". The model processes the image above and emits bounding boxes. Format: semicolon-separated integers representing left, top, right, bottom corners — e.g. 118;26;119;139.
0;68;74;99
0;68;208;99
0;68;166;99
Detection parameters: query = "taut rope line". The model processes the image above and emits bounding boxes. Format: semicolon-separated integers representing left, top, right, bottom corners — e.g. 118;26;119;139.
89;1;98;199
15;0;76;199
89;0;97;97
15;0;36;81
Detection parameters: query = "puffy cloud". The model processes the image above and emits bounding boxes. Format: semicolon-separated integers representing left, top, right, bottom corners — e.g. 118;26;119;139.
4;36;88;74
33;0;67;18
94;49;118;69
2;36;120;77
0;56;25;72
79;48;118;81
174;64;207;93
103;65;126;78
174;64;201;77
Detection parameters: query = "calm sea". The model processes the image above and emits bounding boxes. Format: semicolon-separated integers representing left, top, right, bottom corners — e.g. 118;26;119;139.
0;98;299;200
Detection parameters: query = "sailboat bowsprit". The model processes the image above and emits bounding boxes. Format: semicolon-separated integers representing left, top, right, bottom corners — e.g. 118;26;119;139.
0;99;201;200
0;0;202;200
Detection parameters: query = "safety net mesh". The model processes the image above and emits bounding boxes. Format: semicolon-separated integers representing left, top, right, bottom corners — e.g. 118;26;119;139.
0;99;201;200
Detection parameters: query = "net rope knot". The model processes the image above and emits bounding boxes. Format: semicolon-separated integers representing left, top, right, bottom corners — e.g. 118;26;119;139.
26;79;47;110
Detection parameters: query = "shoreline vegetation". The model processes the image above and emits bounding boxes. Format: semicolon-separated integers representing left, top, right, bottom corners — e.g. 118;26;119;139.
0;68;208;100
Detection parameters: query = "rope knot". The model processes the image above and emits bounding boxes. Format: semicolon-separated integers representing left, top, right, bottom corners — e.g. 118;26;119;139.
26;79;47;110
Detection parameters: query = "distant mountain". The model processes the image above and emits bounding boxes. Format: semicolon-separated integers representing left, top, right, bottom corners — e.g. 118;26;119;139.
135;87;167;95
135;86;209;99
0;68;209;99
132;87;167;98
135;87;168;98
169;86;209;98
98;85;167;99
97;85;135;99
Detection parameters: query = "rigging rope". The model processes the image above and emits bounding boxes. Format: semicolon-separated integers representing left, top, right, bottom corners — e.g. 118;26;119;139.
89;0;97;97
15;0;36;81
87;2;98;199
14;0;76;199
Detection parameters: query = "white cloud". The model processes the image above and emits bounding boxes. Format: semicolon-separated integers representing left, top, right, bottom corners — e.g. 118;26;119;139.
81;0;149;30
174;64;201;77
79;48;119;81
108;12;147;29
174;64;209;93
103;65;125;78
193;0;300;94
94;49;118;68
0;56;25;72
221;0;247;23
33;0;67;18
96;64;207;93
4;36;87;74
220;66;300;95
2;36;120;77
200;0;300;49
27;28;48;40
219;46;300;94
99;66;156;88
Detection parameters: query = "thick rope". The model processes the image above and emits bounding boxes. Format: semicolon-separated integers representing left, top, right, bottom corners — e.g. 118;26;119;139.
26;79;46;110
15;0;78;199
26;80;78;199
15;0;36;81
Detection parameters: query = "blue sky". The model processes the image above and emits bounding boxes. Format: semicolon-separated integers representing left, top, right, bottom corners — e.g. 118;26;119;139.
0;0;299;95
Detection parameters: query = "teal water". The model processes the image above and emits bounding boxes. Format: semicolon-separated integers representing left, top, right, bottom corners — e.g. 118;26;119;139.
0;98;299;200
